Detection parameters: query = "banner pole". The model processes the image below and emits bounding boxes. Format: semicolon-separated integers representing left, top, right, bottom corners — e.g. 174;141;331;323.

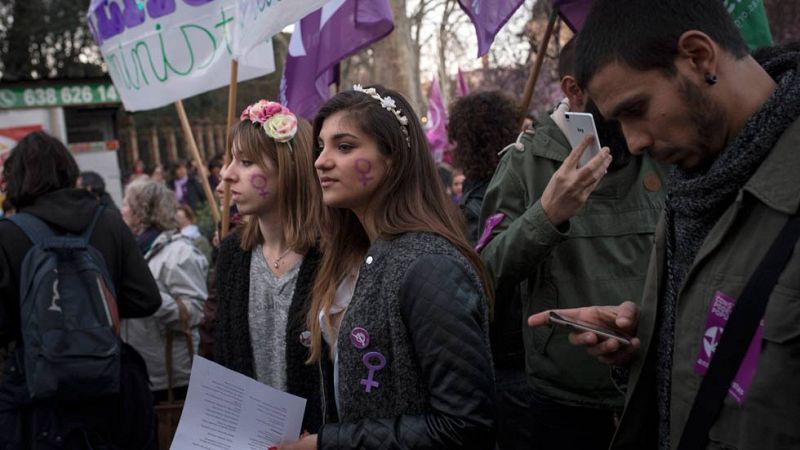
519;9;558;127
221;59;239;238
174;100;221;223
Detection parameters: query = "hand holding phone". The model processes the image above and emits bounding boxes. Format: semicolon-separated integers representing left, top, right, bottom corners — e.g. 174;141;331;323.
548;311;632;345
563;112;603;168
528;303;640;365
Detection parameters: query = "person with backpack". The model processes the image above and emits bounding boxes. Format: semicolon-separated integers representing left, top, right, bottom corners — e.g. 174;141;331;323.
0;131;162;449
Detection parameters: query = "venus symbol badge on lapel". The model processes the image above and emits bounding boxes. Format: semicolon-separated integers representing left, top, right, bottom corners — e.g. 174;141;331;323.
360;352;386;393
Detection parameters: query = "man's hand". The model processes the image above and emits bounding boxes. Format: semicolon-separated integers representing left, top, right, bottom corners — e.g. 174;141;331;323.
528;301;641;365
540;135;612;226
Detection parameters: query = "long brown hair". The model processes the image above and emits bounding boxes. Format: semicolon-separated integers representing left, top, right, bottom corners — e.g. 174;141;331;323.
307;85;494;362
228;116;322;254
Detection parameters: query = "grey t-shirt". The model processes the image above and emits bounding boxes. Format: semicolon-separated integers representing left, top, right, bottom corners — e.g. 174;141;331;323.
248;245;301;391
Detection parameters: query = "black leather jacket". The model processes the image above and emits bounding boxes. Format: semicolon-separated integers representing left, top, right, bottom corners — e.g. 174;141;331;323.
318;252;496;449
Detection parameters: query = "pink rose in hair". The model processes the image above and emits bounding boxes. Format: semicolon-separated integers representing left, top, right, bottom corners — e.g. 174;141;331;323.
263;102;283;118
240;105;252;121
248;101;267;123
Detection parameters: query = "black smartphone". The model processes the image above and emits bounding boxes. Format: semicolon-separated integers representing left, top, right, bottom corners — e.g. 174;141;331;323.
548;311;632;345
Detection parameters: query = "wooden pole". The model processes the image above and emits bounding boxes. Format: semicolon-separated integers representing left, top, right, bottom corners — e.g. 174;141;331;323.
221;59;239;238
519;9;559;127
174;100;221;222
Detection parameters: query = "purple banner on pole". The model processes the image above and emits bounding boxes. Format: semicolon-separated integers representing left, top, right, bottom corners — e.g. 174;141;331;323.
426;77;448;162
280;0;394;120
552;0;592;32
458;0;524;57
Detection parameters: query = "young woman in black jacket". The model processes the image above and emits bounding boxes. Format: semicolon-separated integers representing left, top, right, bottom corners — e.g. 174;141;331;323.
279;86;496;450
212;100;324;432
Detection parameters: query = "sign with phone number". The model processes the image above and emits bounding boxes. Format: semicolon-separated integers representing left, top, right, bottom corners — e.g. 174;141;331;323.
0;82;120;109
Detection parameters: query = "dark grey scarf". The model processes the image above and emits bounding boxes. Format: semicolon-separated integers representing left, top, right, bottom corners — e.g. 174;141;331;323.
657;50;800;449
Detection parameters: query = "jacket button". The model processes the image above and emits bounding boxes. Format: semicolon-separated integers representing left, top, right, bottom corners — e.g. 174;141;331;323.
366;256;373;264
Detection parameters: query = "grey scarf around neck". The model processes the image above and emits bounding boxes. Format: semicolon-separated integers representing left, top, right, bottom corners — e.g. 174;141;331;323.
656;50;800;449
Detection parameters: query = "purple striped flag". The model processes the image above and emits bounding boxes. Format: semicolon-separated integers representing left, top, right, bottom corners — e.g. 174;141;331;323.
458;0;524;57
280;0;394;120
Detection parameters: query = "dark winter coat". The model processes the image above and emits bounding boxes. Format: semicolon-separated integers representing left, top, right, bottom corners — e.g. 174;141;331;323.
0;188;161;449
318;232;496;449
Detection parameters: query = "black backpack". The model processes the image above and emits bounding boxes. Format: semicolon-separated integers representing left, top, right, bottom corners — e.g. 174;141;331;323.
8;206;121;400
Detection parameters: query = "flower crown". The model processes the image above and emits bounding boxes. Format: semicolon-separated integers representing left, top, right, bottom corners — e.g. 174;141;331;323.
240;100;298;145
352;84;411;148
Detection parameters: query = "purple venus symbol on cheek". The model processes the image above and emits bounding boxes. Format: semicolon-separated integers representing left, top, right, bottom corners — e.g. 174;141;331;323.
354;158;374;187
250;174;269;198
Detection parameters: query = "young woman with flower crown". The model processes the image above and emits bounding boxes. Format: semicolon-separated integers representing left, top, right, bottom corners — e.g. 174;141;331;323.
279;85;496;450
211;100;324;432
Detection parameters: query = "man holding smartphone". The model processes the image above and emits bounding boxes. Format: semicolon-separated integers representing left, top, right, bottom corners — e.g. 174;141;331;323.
530;1;800;449
478;38;666;449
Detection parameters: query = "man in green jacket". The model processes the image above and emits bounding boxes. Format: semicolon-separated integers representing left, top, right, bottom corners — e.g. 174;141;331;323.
530;1;800;449
479;38;665;449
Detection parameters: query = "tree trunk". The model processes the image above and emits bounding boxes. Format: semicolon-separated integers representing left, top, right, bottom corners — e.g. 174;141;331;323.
372;0;425;114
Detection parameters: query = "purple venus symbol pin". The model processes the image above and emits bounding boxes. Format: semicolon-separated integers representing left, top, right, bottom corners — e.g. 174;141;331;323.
360;352;387;393
354;159;373;187
350;327;370;349
250;174;269;197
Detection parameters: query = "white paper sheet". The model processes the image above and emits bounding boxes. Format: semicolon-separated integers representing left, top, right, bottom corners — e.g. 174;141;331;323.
170;356;306;450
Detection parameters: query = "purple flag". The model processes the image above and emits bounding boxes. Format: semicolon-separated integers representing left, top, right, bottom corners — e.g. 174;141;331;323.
426;77;448;162
280;0;394;120
458;0;524;57
552;0;592;32
456;69;470;97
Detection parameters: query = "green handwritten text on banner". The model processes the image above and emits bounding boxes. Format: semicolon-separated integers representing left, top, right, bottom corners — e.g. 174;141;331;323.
87;0;275;112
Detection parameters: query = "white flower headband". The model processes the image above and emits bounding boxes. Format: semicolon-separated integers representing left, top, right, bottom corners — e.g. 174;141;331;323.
352;84;411;148
240;100;298;151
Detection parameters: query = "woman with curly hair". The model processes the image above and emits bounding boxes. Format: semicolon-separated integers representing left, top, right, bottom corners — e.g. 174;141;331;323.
121;178;209;403
447;91;520;245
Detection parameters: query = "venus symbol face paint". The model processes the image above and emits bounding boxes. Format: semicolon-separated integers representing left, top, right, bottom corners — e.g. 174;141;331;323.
250;174;269;198
354;158;374;187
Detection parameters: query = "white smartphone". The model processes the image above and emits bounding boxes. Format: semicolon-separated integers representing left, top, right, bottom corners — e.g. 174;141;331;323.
548;311;632;345
563;112;603;168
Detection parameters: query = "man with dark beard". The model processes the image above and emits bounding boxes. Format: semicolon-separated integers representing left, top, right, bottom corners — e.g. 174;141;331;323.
528;1;800;449
478;37;666;450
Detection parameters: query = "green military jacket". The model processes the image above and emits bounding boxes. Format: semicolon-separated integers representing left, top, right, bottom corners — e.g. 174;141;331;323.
613;119;800;449
479;113;666;409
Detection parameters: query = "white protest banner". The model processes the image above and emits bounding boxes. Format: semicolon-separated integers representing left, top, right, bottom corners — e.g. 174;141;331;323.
232;0;332;59
86;0;275;112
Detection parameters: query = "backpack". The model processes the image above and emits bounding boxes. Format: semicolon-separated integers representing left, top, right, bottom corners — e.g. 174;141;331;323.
7;206;122;401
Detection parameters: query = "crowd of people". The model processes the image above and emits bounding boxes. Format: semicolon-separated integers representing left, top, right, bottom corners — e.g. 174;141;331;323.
1;0;799;448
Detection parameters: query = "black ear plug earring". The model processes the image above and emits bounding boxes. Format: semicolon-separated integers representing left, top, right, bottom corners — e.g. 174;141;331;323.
704;73;718;85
